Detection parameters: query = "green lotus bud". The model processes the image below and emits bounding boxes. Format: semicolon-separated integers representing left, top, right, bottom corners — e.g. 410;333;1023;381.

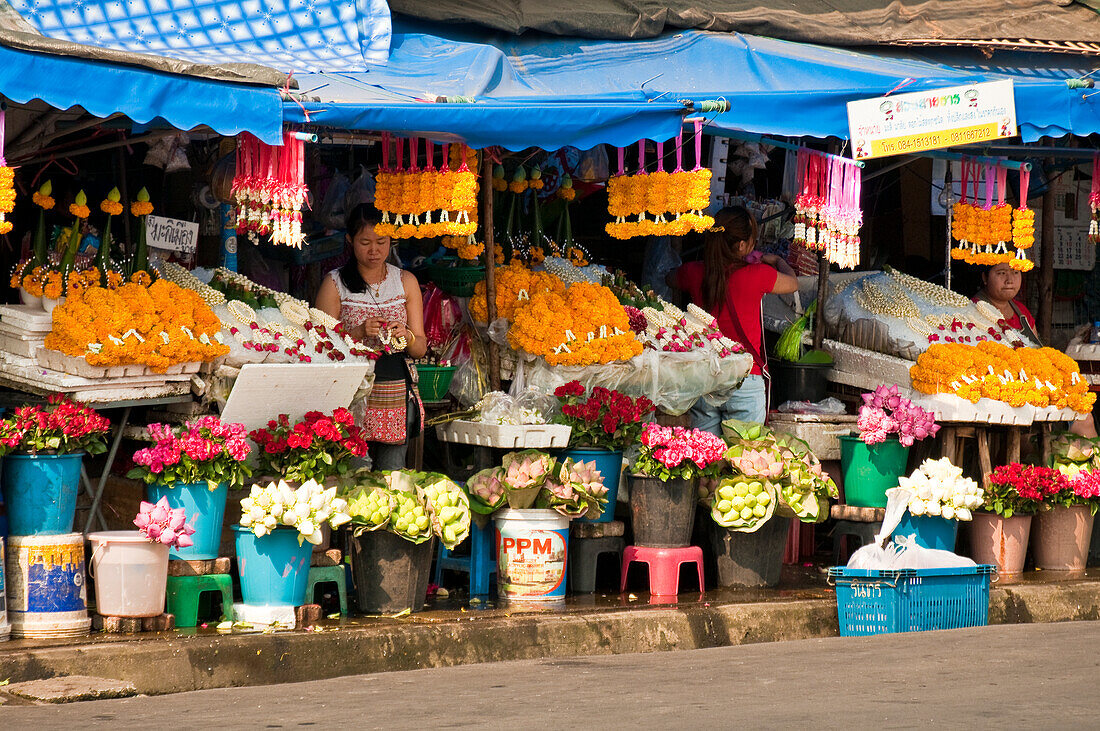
74;190;87;207
136;186;150;202
529;167;542;180
107;187;121;203
561;174;573;189
493;164;505;179
512;166;526;182
39;180;52;196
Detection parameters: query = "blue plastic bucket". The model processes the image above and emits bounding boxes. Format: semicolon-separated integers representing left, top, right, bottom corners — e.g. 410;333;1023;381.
147;481;229;560
233;525;313;606
559;448;623;523
894;513;958;551
2;453;84;535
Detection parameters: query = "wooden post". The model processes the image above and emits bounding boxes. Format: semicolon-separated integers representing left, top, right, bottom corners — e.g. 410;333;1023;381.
481;154;501;391
1038;157;1055;344
812;251;829;351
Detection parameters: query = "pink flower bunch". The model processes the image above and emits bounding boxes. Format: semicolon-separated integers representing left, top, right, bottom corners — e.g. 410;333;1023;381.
636;423;727;480
857;384;939;446
1072;471;1100;501
134;497;195;549
129;417;252;488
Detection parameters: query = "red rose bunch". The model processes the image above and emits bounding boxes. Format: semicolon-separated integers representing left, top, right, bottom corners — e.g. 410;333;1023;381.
0;394;110;456
249;408;368;483
128;416;252;488
985;463;1063;517
554;380;655;451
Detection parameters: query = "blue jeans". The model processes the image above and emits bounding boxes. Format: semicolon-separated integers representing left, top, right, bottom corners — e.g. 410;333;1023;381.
690;374;767;436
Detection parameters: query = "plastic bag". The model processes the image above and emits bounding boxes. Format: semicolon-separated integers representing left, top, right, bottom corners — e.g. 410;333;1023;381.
776;397;847;415
514;386;558;423
344;166;376;209
846;488;976;571
642;237;681;300
423;284;463;356
316;172;351;230
449;353;488;407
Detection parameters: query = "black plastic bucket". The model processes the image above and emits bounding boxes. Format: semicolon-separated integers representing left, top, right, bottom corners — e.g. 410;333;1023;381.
349;530;435;614
628;476;697;548
769;361;831;404
708;517;789;588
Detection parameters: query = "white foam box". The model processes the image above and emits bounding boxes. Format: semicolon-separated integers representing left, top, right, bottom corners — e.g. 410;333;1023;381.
823;339;914;389
767;414;858;461
36;349;199;379
436;420;572;449
0;333;43;358
0;304;53;332
1067;342;1100;362
231;603;296;631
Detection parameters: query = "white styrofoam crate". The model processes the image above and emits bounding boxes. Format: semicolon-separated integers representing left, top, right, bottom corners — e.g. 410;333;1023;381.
767;414;858;461
823;339;914;388
0;304;53;332
436;420;571;449
0;333;43;358
36;349;200;379
1066;342;1100;362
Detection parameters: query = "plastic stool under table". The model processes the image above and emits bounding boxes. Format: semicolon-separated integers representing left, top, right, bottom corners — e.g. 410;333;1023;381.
569;536;625;593
620;545;705;596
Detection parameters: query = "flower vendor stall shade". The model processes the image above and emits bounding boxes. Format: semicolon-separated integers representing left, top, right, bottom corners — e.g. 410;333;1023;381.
129;417;252;561
0;396;110;536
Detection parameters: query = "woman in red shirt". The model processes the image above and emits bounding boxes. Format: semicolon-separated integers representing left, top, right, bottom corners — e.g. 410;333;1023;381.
972;261;1039;343
669;206;799;433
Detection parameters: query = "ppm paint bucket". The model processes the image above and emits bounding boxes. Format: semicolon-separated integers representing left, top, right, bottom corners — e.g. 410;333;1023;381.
6;533;91;638
494;509;569;604
0;537;10;641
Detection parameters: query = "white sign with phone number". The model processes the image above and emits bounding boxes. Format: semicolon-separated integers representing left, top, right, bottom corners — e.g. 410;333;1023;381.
147;215;199;254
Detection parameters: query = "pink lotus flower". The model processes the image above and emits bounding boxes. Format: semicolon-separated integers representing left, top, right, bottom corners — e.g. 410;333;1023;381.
733;448;784;479
134;497;195;549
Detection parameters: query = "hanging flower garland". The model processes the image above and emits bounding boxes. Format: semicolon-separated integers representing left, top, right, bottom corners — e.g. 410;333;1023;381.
374;135;479;239
950;159;1033;271
232;132;309;248
0;108;13;236
605;122;714;240
792;148;863;269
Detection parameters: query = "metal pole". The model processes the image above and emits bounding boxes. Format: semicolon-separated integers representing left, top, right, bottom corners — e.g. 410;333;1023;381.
944;163;953;292
481;154;501;391
1038;157;1056;344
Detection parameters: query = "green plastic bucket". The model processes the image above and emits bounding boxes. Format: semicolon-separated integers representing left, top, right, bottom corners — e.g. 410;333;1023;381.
839;435;910;508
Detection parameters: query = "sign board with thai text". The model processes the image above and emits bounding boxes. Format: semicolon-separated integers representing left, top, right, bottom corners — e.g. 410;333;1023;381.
146;215;199;254
848;80;1017;160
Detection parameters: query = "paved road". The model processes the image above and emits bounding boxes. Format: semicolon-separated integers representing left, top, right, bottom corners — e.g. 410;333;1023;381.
4;621;1098;728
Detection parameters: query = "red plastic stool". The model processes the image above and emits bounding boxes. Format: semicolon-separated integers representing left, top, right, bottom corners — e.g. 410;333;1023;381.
620;545;705;596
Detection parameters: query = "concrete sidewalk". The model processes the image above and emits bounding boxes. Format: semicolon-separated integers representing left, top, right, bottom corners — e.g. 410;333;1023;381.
0;570;1098;698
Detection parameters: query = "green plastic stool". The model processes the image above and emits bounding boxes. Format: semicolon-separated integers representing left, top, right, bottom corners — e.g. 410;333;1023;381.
305;565;348;616
166;574;235;628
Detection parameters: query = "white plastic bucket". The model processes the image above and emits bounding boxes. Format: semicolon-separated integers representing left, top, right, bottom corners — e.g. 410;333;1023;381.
0;537;10;641
494;509;570;604
6;533;91;638
88;531;169;618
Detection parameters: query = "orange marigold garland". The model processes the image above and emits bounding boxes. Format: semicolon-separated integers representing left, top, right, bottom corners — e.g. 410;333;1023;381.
374;135;479;239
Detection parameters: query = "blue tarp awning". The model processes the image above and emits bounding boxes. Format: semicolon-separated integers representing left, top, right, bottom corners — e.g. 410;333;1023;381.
0;42;285;143
285;21;1100;150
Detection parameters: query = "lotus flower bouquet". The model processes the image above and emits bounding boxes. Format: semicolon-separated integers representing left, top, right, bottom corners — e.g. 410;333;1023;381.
134;497;196;549
898;457;983;521
633;424;727;482
1050;432;1100;481
342;470;472;546
540;458;609;519
465;467;506;514
239;479;351;545
710;476;777;532
856;384;939;446
500;449;554;508
417;472;472;548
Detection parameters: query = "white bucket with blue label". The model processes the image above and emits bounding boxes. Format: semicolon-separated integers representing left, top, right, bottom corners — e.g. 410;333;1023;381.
0;537;9;641
494;509;569;604
6;533;91;639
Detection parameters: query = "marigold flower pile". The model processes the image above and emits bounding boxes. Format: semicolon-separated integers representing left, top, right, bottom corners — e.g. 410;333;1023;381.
468;262;567;323
45;279;229;372
910;342;1095;413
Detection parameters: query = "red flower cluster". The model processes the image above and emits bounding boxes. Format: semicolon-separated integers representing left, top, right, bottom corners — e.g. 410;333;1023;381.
555;381;655;450
249;408;367;483
988;463;1063;502
0;394;111;456
635;422;728;480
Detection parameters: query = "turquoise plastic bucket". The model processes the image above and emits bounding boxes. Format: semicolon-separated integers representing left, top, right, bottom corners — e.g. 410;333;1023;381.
147;481;228;560
2;453;84;535
559;448;623;523
894;513;958;551
233;525;313;606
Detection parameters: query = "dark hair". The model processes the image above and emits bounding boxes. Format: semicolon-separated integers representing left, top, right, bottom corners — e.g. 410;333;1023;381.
701;206;758;311
339;204;385;294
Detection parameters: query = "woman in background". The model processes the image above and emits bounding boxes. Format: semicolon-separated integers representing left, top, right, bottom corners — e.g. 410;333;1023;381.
668;206;799;433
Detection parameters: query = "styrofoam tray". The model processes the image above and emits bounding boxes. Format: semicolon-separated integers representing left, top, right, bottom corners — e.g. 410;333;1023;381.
823;339;914;388
0;304;53;332
36;349;200;379
0;333;43;359
1067;342;1100;361
436;420;572;449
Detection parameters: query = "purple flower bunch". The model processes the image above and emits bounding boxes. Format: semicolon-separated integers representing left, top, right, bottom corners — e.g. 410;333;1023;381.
857;384;939;447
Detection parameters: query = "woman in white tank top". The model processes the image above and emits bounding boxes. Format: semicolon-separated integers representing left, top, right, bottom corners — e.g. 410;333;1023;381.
315;205;427;469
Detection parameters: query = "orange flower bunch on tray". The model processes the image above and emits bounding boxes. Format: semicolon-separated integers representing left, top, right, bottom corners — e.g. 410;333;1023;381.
951;159;1035;272
910;341;1095;414
45;279;228;372
374;135;479;239
508;281;643;366
468;262;566;323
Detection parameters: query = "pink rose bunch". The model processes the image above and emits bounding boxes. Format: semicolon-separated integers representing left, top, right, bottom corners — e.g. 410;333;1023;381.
129;417;252;488
857;384;939;447
134;497;195;549
1072;471;1100;501
636;423;727;480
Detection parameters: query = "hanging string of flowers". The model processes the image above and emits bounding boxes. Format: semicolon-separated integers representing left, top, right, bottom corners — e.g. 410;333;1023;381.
605;121;713;240
950;158;1034;271
0;108;13;236
792;148;863;269
374;134;479;239
232;132;309;248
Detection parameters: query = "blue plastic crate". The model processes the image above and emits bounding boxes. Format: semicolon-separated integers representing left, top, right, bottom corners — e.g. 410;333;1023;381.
828;565;996;636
